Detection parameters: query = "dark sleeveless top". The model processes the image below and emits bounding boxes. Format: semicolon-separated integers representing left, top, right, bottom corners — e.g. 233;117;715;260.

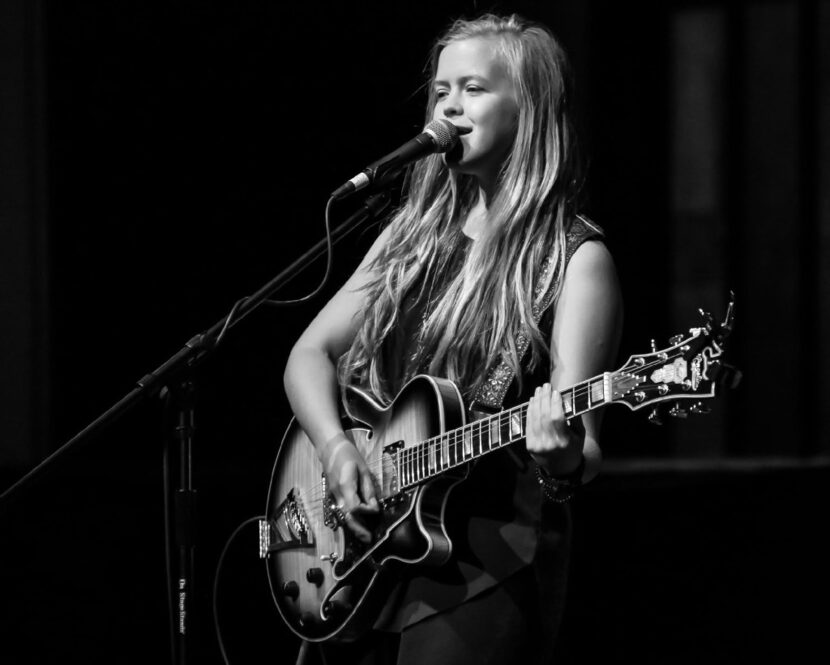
370;216;604;631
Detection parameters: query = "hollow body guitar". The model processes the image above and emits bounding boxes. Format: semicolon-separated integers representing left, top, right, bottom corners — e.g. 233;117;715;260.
260;302;739;643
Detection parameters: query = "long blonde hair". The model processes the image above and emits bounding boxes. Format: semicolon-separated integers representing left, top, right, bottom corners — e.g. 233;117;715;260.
339;13;585;404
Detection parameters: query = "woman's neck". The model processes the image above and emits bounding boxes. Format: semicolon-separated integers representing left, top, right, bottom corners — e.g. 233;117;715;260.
462;190;492;240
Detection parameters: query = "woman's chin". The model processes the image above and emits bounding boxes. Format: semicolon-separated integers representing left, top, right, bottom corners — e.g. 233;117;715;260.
443;152;480;175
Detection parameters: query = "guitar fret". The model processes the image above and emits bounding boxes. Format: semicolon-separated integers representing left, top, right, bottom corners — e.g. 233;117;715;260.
446;431;455;467
409;446;418;483
567;386;576;417
520;405;529;437
480;420;490;452
414;444;420;481
411;445;418;483
591;379;605;405
509;409;522;439
573;382;590;415
500;413;511;446
490;417;501;448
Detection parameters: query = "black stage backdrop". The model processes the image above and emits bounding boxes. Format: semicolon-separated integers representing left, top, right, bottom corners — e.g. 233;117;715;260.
1;1;828;664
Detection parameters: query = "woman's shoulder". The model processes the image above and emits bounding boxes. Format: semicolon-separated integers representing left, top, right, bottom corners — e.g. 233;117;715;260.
564;214;605;267
560;215;619;305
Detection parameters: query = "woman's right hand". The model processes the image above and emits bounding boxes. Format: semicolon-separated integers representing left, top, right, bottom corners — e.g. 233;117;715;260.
318;432;380;543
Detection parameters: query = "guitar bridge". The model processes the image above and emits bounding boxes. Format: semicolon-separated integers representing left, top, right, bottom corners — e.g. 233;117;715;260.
259;488;313;559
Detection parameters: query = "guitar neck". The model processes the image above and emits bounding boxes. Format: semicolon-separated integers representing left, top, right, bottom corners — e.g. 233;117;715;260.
396;372;611;489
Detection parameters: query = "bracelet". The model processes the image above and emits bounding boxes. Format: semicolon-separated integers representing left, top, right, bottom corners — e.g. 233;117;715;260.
318;432;353;465
535;455;585;503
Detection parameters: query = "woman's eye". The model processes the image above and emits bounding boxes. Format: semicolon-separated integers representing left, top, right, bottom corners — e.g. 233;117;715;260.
465;86;483;94
435;90;448;99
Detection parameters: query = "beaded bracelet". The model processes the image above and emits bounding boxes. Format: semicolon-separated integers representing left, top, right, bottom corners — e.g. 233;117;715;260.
535;455;585;503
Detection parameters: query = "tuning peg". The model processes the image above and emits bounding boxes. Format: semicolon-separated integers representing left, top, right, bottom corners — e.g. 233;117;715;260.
648;407;663;426
690;401;711;415
668;404;688;418
721;291;736;334
698;308;714;330
650;338;657;353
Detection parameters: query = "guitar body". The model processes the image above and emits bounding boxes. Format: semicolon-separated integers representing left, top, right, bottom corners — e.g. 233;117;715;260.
263;375;468;642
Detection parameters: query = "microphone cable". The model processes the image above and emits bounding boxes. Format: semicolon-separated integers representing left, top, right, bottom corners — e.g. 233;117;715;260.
212;514;267;665
214;195;338;347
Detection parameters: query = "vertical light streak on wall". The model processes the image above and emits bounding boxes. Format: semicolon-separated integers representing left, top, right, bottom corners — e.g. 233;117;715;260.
669;8;726;457
818;0;830;455
0;0;50;469
743;3;800;455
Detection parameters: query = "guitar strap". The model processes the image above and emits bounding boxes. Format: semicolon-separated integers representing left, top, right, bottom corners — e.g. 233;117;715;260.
470;215;602;413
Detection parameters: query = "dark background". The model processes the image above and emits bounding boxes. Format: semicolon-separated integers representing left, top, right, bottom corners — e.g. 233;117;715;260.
1;1;828;663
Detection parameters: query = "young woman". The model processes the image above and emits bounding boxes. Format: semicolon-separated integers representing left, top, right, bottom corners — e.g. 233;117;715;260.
283;13;622;664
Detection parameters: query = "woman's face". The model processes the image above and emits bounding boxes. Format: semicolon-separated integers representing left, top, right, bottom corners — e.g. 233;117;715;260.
432;36;520;187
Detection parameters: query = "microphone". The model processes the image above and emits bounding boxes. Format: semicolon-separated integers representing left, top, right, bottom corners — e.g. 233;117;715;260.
330;119;464;200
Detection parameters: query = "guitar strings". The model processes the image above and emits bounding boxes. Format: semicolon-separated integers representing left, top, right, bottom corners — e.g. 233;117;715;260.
295;456;388;522
293;351;687;509
295;351;686;508
384;350;684;473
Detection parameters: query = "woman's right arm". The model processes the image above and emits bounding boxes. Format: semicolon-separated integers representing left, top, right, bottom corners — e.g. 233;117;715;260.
283;224;393;541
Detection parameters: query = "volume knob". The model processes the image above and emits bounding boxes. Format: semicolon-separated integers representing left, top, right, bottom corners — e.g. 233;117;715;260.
282;581;299;600
306;567;325;586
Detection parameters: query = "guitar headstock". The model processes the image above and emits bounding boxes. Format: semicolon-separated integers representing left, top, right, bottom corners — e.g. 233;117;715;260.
609;293;741;423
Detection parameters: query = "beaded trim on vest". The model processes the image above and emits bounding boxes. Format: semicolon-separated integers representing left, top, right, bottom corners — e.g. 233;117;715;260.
471;215;602;411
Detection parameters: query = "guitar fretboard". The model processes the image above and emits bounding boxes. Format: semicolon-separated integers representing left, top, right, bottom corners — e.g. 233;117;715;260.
395;372;612;489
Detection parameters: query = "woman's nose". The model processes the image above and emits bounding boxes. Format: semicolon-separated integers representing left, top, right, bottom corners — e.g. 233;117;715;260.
442;93;462;117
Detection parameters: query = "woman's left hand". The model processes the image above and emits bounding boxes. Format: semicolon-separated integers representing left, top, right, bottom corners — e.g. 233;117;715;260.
526;383;584;477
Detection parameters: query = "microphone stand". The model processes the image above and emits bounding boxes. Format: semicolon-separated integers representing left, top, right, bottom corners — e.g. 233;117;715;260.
0;191;392;665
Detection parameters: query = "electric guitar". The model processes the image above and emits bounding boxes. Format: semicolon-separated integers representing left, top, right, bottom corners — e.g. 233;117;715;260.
260;298;740;642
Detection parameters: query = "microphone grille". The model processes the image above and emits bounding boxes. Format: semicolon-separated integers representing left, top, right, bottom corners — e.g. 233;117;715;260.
424;119;460;152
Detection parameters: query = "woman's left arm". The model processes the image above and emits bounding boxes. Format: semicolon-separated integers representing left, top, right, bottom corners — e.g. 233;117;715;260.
525;239;623;484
